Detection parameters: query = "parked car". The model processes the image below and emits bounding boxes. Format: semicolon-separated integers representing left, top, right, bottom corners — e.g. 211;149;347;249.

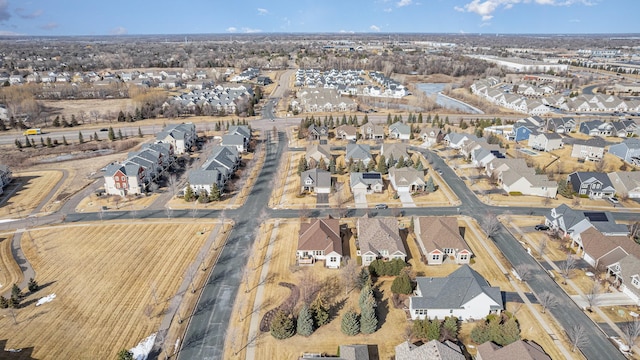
608;196;619;204
535;224;550;231
100;128;109;131
375;204;388;209
609;337;630;353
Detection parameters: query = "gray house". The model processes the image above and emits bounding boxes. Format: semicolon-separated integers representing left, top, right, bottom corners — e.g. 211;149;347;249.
567;171;616;199
300;168;331;194
346;144;373;168
608;138;640;166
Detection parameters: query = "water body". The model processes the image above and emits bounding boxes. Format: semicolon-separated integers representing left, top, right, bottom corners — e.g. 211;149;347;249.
416;83;484;114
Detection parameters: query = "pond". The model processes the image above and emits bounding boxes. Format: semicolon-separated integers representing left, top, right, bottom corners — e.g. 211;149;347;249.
416;83;484;114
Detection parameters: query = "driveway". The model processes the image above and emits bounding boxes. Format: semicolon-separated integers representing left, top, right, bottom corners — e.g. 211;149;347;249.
354;189;367;208
316;193;329;206
398;191;415;207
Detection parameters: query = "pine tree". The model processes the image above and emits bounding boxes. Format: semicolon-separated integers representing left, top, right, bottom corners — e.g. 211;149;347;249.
138;127;143;138
329;157;337;174
8;296;19;308
46;137;53;147
184;183;195;202
363;114;369;124
341;309;360;336
40;137;45;147
318;157;327;171
108;127;116;141
209;184;221;202
117;349;134;360
356;268;370;290
71;114;78;127
297;156;308;175
0;296;7;309
311;296;330;327
14;139;22;149
377;155;388;174
30;138;35;147
418;113;423;123
78;131;84;144
270;310;295;339
117;110;126;122
427;318;441;340
442;316;459;340
28;278;38;292
396;156;405;169
94;131;99;141
387;113;392;124
360;297;378;334
498;317;520;345
359;282;374;310
24;136;31;147
391;271;413;295
425;176;435;192
118;129;124;140
297;304;314;337
52;115;61;127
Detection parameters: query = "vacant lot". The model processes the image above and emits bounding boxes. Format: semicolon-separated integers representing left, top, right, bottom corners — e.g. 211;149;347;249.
1;222;215;359
0;171;63;218
41;99;134;124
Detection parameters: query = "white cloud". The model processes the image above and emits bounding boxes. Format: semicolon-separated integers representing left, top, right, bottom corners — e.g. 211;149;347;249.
339;30;355;34
40;22;58;30
242;27;262;33
226;27;237;33
397;0;412;7
110;26;127;35
370;25;381;32
456;0;596;22
257;8;268;15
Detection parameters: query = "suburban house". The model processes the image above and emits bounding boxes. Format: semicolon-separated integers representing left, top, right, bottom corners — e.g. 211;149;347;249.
380;143;409;166
335;125;358;141
346;144;373;167
608;171;640;198
156;122;196;154
350;172;383;194
389;167;425;193
389;121;411;140
419;127;444;147
187;169;223;196
308;124;329;141
305;144;332;166
444;133;477;149
395;340;465;360
608;138;640;166
572;227;640;268
201;145;240;184
567;172;616;199
414;217;472;265
356;216;407;266
547;117;576;134
545;204;629;239
476;340;551;360
512;116;545;142
221;134;247;153
528;132;563;152
487;158;557;198
570;137;606;161
611;119;637;138
297;218;343;268
300;168;331;194
580;119;613;137
360;123;385;140
104;163;147;196
409;265;503;321
608;254;640;305
228;125;252;144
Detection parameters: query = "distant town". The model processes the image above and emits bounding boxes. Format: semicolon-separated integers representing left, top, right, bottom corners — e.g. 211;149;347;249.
0;33;639;360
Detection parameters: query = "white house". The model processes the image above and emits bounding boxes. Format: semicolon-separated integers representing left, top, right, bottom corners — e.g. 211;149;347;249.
528;132;563;152
409;265;503;320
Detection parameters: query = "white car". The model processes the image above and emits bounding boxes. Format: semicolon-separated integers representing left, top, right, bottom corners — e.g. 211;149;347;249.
609;337;630;353
608;196;619;204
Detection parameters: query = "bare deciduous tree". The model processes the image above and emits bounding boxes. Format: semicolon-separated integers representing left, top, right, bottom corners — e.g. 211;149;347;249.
537;237;548;258
622;317;640;350
568;324;589;353
538;291;558;314
339;256;359;296
559;254;577;285
585;281;602;310
481;214;501;238
298;268;321;305
515;264;534;282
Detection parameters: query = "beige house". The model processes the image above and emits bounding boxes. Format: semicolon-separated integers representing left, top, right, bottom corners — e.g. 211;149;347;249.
356;216;406;266
389;167;425;193
297;218;343;269
305;144;331;166
414;217;472;265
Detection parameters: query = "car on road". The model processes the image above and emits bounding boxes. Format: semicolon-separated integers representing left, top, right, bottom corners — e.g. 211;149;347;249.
100;128;109;131
375;204;388;209
535;224;550;231
608;196;619;204
609;337;630;353
435;168;443;175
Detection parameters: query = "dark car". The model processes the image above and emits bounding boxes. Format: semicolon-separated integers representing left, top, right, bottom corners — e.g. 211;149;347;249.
535;224;550;231
375;204;388;209
100;128;109;131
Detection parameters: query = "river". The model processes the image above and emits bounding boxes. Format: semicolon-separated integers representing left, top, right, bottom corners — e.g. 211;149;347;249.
416;83;484;114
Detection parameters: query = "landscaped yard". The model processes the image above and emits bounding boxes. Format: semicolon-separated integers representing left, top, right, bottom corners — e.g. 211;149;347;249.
0;221;219;359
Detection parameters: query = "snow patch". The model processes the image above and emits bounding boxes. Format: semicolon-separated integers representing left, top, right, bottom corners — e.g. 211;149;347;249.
35;294;56;306
130;333;156;360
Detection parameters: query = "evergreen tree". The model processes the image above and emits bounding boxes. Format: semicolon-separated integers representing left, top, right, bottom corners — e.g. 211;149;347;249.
94;131;99;141
396;156;405;169
360;297;378;334
8;295;19;308
442;316;459;340
341;309;360;336
0;296;7;309
391;271;413;295
197;189;209;203
296;304;314;337
427;318;441;340
426;114;432;123
30;138;35;147
118;129;124;140
184;183;195;202
108;127;116;141
297;156;308;175
63;136;69;146
311;296;330;327
329;157;337;174
138;127;143;138
377;155;388;174
71;114;79;127
359;282;374;310
418;113;423;123
356;268;370;290
353;115;359;126
366;159;376;172
117;349;134;360
78;131;84;144
28;278;38;292
52;115;61;127
425;176;435;192
24;136;31;147
46;137;53;147
318;157;327;171
14;139;22;149
40;137;45;147
117;110;126;122
498;317;520;345
387;113;392;125
413;319;429;339
209;184;221;202
363;114;369;124
11;284;20;300
270;309;296;339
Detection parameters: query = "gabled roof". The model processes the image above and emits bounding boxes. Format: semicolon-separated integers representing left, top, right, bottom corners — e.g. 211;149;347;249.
350;172;383;188
346;143;372;161
306;144;331;162
298;218;342;255
412;265;503;311
617;254;640;297
569;171;615;190
221;134;245;146
572;137;607;148
476;340;551;360
335;124;357;136
580;227;640;265
357;216;405;257
381;143;409;161
338;344;371;360
389;167;425;187
608;171;640;193
395;340;464;360
389;121;411;135
612;138;640;150
227;125;251;139
301;168;331;188
415;217;471;254
188;169;220;186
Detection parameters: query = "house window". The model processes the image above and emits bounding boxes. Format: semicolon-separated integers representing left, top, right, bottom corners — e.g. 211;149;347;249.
444;248;453;254
330;257;337;263
414;309;426;315
460;254;468;261
632;276;640;289
432;254;440;261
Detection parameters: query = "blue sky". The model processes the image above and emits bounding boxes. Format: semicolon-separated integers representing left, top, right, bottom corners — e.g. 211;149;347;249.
0;0;635;36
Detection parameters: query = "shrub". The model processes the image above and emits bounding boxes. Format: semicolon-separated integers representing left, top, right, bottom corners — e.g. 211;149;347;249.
369;258;406;277
270;310;295;340
508;191;523;196
391;272;413;295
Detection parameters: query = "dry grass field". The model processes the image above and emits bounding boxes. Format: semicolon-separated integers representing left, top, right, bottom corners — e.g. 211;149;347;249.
0;235;21;291
0;222;216;359
41;99;134;122
0;171;63;218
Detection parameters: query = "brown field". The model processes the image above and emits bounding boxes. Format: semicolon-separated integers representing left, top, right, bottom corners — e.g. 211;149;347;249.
0;171;63;218
0;235;21;291
40;99;134;122
75;193;159;212
0;221;217;359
